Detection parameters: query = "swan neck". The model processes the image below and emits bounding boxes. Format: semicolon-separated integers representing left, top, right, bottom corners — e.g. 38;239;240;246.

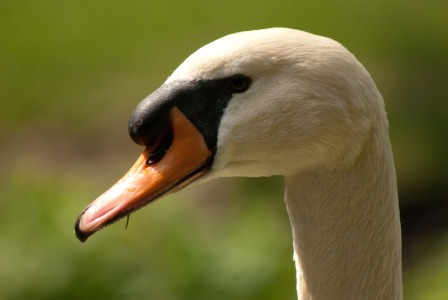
285;135;402;300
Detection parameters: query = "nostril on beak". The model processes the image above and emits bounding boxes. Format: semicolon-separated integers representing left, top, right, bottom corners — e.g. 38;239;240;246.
146;126;174;165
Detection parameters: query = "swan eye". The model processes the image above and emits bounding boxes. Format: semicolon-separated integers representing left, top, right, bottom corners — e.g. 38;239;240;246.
229;74;251;93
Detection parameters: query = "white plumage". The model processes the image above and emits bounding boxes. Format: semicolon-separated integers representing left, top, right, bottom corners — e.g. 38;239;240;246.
169;28;402;299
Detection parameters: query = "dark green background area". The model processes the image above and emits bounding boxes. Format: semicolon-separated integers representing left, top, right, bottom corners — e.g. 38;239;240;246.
1;1;447;299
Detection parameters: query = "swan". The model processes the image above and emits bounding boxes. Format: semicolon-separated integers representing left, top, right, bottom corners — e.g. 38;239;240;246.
74;28;402;299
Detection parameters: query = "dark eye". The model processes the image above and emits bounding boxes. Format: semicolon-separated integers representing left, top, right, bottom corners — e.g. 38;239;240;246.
229;74;251;93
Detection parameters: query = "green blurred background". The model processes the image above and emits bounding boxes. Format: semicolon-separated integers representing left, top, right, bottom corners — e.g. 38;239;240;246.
1;0;447;299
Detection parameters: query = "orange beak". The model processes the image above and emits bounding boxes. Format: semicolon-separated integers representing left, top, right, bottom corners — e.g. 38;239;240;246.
74;107;212;242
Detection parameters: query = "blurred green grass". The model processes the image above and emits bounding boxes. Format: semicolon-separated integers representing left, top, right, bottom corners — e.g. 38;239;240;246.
1;0;447;299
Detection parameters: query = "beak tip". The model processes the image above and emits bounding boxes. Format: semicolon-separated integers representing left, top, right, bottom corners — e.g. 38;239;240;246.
74;212;91;243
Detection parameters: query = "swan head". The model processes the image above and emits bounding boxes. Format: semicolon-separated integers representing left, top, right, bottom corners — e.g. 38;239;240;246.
167;28;383;178
75;28;384;241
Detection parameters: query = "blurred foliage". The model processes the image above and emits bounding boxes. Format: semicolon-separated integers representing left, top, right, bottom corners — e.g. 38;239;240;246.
1;0;447;299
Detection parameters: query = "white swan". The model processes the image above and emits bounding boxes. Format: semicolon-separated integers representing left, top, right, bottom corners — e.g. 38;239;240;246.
75;28;403;299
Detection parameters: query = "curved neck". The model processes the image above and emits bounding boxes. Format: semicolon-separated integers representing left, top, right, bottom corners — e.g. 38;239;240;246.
284;131;402;300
